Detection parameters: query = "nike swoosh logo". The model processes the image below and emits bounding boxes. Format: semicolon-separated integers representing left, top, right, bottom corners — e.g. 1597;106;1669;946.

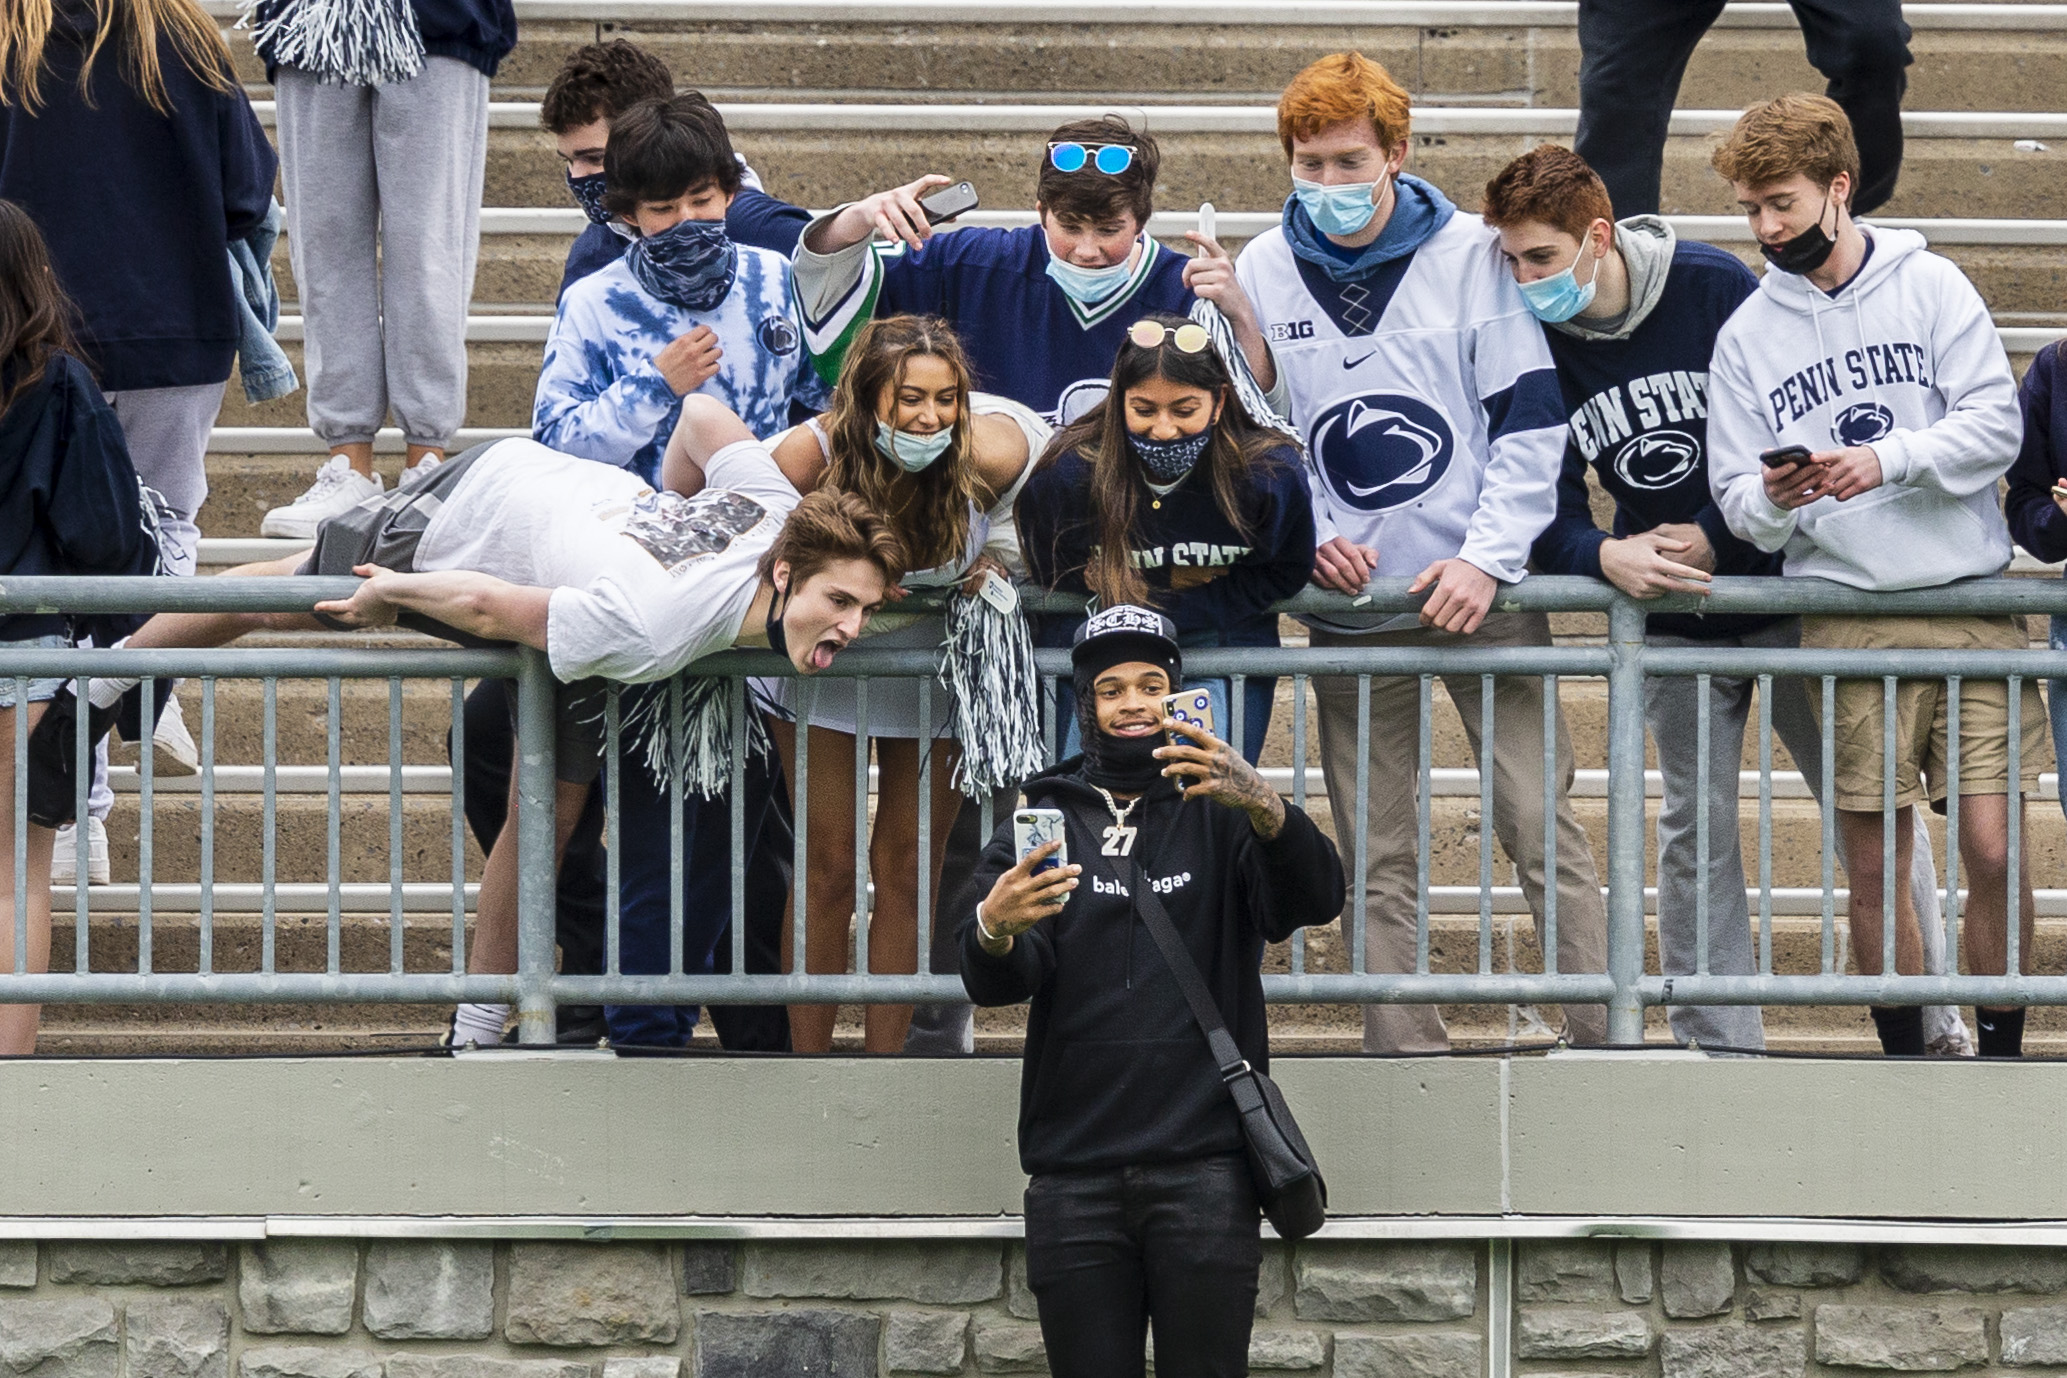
1343;351;1376;369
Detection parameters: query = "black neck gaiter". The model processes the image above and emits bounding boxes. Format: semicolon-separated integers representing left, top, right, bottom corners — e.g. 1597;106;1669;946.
1075;671;1165;792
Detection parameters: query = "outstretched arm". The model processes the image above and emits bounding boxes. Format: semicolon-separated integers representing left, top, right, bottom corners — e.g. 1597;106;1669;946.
660;395;758;496
313;565;554;648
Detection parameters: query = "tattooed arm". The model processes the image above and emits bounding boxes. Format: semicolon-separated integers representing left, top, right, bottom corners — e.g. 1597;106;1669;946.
1154;719;1287;839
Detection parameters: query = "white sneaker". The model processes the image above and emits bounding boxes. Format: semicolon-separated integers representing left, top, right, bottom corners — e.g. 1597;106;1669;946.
150;694;199;777
259;455;384;540
397;452;443;490
50;817;110;886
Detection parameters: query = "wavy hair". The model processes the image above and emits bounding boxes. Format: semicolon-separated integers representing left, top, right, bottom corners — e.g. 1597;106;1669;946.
818;315;980;573
0;200;80;418
0;0;236;116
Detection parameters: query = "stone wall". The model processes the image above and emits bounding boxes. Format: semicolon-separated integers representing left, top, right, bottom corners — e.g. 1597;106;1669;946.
9;1235;2067;1376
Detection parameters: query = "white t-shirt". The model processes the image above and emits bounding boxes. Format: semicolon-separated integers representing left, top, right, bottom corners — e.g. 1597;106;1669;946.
414;437;798;683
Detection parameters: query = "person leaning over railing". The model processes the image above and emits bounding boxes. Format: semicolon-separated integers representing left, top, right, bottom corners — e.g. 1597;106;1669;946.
2001;337;2067;833
760;315;1047;1054
1707;94;2043;1059
1483;144;1968;1058
0;203;161;1055
25;397;907;1050
1016;313;1314;766
960;607;1344;1375
1230;52;1610;1054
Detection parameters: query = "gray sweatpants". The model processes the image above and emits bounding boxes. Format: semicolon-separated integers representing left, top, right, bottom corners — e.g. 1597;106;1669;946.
1647;619;1955;1051
276;57;488;449
104;383;217;578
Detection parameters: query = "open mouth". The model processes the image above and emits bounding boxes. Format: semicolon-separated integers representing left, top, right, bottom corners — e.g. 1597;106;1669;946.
807;638;842;672
1110;719;1161;738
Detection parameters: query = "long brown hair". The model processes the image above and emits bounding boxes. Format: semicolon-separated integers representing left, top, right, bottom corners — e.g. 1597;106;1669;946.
0;0;236;116
0;199;80;418
1042;311;1292;610
819;315;979;572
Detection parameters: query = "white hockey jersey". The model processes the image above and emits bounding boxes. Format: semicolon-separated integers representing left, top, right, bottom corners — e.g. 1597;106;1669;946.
1234;210;1568;627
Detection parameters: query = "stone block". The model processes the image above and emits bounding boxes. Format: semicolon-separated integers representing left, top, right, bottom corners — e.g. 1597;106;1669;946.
1659;1324;1805;1378
1614;1242;1653;1304
1293;1243;1476;1323
2002;1304;2067;1365
741;1242;1002;1305
0;1245;33;1289
505;1243;679;1346
238;1241;359;1335
694;1310;878;1378
127;1299;228;1378
1514;1309;1654;1359
680;1245;735;1297
0;1297;119;1378
1744;1289;1801;1322
1517;1242;1616;1304
1744;1243;1863;1289
45;1243;226;1286
1332;1332;1480;1378
600;1362;679;1378
1814;1304;1988;1370
1246;1328;1325;1371
238;1348;384;1378
1881;1245;2067;1295
361;1242;494;1340
884;1311;967;1374
970;1319;1044;1374
1255;1244;1291;1319
388;1359;590;1378
1004;1248;1038;1321
1661;1242;1735;1319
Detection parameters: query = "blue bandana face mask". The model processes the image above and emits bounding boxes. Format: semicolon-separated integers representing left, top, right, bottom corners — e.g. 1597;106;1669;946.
566;169;613;227
626;217;738;312
1292;176;1382;237
874;420;955;473
1128;424;1213;483
1516;240;1599;323
1044;247;1134;305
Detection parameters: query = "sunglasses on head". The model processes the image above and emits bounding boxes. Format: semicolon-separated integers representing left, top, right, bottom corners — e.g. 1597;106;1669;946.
1127;320;1212;353
1047;141;1136;176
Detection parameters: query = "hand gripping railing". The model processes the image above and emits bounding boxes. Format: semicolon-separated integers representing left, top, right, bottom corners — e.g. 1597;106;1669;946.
5;573;2067;1046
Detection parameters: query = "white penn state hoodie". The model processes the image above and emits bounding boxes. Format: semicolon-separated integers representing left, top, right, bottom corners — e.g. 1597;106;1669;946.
1707;226;2023;591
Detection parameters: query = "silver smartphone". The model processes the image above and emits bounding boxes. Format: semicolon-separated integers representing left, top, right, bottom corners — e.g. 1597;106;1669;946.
1013;808;1068;878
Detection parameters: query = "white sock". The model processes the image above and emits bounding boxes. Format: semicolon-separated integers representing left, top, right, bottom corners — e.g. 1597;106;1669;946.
451;1003;510;1046
87;677;137;710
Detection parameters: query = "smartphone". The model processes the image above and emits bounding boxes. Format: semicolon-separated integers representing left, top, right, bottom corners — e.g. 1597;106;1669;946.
1760;444;1813;469
1013;808;1068;879
919;180;979;226
1162;689;1215;782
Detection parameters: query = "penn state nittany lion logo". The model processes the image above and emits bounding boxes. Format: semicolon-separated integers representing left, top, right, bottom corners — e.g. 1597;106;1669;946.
1309;394;1456;512
1833;401;1894;446
756;316;799;356
1612;430;1702;492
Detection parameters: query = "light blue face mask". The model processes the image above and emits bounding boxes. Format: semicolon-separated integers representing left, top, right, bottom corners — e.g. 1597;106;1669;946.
874;419;955;473
1044;248;1134;305
1292;176;1381;237
1516;240;1600;324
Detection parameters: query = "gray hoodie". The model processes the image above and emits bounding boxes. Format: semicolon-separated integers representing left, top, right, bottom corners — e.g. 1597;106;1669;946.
1550;216;1679;344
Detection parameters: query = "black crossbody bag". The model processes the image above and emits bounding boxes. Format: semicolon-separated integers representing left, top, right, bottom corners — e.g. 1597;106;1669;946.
1128;857;1327;1239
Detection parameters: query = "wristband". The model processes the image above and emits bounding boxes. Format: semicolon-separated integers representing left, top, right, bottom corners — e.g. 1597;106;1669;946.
975;901;1004;944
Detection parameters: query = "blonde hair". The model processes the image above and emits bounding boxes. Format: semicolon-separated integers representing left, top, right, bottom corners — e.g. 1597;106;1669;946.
0;0;236;116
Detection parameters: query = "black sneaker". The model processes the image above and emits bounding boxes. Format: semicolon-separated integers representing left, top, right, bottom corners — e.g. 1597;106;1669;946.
557;1004;607;1045
25;687;122;828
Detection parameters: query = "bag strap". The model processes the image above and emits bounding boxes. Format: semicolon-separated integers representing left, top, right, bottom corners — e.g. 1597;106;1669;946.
1127;855;1250;1080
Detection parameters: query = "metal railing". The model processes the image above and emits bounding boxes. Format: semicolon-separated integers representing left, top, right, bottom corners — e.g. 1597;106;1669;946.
5;574;2067;1045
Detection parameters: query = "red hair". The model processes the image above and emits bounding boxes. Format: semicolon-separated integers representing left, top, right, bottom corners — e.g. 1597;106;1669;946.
1277;52;1412;158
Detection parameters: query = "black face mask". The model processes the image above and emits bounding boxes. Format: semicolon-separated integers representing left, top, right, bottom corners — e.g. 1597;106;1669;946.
1760;196;1840;275
1074;672;1167;792
765;578;789;661
566;169;612;227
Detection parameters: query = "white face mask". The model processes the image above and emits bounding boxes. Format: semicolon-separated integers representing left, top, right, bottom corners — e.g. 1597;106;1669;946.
1044;245;1135;304
874;419;954;472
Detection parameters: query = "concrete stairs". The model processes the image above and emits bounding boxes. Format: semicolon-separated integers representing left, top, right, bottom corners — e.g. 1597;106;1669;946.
44;0;2067;1054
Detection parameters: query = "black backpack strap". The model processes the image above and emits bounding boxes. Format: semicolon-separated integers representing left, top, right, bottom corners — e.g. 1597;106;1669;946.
1128;855;1249;1079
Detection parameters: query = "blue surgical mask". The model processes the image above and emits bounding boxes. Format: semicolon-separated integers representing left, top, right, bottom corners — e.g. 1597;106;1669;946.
566;169;613;226
625;217;737;312
1516;241;1599;323
1292;176;1381;237
1044;247;1134;305
875;420;954;472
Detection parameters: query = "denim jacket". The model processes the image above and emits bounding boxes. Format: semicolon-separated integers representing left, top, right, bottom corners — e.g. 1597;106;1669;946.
228;200;298;404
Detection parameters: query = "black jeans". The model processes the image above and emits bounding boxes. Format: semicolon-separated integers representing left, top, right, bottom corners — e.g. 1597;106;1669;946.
1024;1152;1261;1378
1574;0;1912;215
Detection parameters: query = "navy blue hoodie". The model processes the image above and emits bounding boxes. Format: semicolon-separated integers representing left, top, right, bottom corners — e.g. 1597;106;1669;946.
0;355;156;642
0;6;276;392
255;0;518;79
2004;342;2067;562
1529;238;1776;637
959;762;1343;1174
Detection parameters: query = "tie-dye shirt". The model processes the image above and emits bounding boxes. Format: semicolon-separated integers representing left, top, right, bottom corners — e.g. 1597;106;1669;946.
533;241;829;482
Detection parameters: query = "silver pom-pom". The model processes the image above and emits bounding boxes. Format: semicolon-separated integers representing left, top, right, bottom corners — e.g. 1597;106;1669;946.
940;591;1045;796
240;0;425;87
614;674;772;800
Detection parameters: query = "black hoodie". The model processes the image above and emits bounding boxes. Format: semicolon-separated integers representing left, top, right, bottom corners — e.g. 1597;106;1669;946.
958;760;1344;1176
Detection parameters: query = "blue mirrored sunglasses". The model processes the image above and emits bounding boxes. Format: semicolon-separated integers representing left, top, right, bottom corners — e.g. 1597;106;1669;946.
1047;142;1136;176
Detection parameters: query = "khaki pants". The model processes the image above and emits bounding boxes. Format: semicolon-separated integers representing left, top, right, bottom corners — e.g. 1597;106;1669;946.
1311;614;1609;1053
